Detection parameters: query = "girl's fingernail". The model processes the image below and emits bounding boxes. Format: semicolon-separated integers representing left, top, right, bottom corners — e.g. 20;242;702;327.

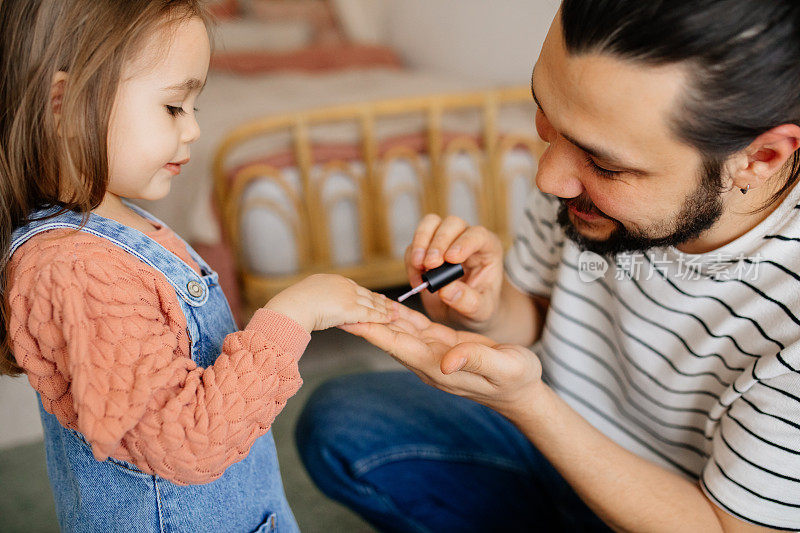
412;248;425;265
447;289;462;302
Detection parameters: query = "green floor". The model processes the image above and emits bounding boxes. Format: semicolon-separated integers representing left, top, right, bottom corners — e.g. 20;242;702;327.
0;346;380;532
0;440;54;532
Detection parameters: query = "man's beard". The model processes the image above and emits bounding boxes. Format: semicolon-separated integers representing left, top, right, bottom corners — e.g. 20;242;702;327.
556;160;725;256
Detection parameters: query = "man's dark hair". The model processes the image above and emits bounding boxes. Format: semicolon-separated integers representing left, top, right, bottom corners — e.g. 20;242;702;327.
561;0;800;207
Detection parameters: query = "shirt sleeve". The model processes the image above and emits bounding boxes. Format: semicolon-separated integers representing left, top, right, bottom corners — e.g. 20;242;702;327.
9;245;309;485
504;188;566;299
701;353;800;530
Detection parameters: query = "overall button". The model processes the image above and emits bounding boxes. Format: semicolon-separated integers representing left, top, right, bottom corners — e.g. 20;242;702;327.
187;280;205;298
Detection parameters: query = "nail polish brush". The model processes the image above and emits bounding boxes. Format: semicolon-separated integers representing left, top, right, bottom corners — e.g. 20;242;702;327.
398;262;465;303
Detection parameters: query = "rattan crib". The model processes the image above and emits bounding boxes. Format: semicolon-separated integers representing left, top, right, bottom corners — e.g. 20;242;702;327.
213;86;545;315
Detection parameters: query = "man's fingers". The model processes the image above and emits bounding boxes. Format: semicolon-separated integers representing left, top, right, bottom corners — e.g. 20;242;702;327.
440;342;501;375
424;216;468;269
455;328;497;347
339;322;402;351
404;245;425;286
341;320;434;369
443;226;502;265
437;280;482;317
442;343;536;381
409;214;443;269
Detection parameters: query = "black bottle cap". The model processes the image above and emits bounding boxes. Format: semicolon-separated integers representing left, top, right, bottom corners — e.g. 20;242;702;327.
422;262;465;292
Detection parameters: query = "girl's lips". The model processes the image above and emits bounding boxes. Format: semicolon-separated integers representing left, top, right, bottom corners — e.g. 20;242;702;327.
164;163;182;175
568;204;606;222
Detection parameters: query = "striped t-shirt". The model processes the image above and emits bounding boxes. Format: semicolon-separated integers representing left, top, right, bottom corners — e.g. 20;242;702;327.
505;185;800;530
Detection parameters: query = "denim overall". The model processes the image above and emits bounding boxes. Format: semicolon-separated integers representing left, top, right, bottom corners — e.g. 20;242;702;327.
10;204;299;533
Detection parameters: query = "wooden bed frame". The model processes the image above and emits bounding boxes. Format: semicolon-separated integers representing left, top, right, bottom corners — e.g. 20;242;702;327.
213;86;546;315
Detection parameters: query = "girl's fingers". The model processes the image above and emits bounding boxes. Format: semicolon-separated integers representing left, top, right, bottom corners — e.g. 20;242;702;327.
395;303;432;329
380;296;401;320
357;304;395;323
354;285;374;298
349;285;398;316
355;295;380;310
355;295;391;315
372;316;424;338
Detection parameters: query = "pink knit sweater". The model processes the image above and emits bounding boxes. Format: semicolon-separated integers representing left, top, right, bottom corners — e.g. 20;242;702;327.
6;225;309;485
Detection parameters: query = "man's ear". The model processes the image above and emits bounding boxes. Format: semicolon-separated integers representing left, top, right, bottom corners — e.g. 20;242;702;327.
728;124;800;192
50;71;68;134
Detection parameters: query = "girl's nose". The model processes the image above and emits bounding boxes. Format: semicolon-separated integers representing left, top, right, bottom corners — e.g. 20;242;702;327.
182;114;201;144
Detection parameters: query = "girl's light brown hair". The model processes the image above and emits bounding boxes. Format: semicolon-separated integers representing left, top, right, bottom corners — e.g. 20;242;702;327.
0;0;212;376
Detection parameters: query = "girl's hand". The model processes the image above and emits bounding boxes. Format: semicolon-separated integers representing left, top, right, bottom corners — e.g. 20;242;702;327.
266;274;398;332
341;304;544;415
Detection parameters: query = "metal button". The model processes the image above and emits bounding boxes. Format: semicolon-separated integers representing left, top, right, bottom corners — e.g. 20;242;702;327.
187;280;205;298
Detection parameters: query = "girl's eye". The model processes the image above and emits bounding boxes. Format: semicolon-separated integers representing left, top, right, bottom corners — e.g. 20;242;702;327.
165;105;187;117
586;156;622;179
165;105;200;117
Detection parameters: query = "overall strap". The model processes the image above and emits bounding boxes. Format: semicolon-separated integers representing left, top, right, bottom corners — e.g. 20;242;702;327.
123;200;214;276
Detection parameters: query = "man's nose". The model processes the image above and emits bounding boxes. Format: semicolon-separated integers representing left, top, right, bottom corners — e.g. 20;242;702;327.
535;136;585;199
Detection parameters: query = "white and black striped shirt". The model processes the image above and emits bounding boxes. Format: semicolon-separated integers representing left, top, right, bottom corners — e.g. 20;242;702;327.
506;186;800;530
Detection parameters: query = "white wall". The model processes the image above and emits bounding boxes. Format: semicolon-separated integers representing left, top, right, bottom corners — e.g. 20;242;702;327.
384;0;560;86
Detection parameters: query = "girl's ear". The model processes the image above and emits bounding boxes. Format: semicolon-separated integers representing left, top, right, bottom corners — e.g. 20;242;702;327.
50;71;68;134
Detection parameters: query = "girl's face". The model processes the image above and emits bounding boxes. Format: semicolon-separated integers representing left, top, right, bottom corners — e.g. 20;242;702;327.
106;16;210;201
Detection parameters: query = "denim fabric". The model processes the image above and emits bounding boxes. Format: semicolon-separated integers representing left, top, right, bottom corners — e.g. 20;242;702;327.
296;371;613;533
11;204;298;533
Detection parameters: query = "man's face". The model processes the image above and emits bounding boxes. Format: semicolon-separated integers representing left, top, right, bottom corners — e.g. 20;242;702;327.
532;17;725;256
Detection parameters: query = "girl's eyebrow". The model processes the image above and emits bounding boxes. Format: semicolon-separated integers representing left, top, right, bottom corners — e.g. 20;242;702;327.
162;77;206;93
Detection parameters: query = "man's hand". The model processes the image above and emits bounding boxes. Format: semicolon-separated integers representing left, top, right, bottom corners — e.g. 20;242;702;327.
341;304;544;414
406;214;505;332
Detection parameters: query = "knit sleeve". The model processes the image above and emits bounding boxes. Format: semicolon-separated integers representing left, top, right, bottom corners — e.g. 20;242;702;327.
8;240;309;485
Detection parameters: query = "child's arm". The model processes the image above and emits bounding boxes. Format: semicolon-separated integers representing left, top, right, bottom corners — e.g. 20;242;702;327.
7;239;392;485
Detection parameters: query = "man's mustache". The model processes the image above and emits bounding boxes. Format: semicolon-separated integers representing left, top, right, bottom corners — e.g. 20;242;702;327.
561;195;610;218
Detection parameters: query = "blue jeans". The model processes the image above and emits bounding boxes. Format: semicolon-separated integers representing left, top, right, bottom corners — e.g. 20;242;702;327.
296;371;612;533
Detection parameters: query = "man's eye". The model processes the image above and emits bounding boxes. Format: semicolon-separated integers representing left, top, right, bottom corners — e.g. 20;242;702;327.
587;156;622;179
165;105;187;117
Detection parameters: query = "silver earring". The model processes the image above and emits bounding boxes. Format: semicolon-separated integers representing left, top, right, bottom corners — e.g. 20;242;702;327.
740;184;750;195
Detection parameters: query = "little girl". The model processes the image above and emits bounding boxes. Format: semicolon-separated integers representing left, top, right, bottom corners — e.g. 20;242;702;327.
0;1;395;531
